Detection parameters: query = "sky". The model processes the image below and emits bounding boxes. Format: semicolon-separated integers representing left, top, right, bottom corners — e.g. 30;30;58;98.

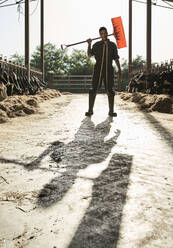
0;0;173;64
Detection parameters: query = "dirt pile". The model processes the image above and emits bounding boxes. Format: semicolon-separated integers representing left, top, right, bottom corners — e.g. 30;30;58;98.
0;89;61;123
120;92;173;113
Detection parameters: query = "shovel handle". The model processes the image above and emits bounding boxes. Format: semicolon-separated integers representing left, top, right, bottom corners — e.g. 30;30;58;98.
61;33;114;50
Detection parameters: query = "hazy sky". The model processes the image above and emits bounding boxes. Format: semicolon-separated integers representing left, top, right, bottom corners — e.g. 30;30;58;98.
0;0;173;63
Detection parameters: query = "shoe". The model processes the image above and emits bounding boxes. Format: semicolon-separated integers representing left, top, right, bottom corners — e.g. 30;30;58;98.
108;111;117;117
85;111;93;116
108;94;117;117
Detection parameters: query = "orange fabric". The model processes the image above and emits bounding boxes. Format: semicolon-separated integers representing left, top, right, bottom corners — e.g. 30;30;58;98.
111;16;127;49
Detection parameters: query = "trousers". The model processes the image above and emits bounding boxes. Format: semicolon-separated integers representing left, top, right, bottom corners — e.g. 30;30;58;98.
89;67;115;97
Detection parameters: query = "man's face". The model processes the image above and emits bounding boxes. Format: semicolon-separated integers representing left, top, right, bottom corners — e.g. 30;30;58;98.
99;29;108;41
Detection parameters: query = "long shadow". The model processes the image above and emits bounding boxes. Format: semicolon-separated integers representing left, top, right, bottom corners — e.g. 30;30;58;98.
69;153;133;248
0;117;121;207
142;112;173;151
0;146;54;171
37;117;121;207
1;116;133;247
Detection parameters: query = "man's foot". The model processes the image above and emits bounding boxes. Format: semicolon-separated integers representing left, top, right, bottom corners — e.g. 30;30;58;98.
85;111;93;117
108;111;117;117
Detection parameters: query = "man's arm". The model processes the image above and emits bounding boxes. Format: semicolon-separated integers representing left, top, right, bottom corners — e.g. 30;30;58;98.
86;38;93;58
115;58;121;92
112;42;121;91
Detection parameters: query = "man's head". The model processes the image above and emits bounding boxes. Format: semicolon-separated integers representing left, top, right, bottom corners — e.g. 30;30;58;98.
99;27;108;41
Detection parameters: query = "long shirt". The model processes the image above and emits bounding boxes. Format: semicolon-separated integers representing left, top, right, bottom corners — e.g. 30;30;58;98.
90;39;120;88
91;39;119;73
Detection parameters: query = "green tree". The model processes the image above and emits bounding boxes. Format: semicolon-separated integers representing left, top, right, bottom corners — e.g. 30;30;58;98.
10;53;24;65
132;55;145;71
10;46;146;79
120;55;146;79
30;43;70;76
68;49;94;75
121;58;128;79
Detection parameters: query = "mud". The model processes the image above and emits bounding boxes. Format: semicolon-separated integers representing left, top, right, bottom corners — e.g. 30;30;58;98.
0;93;173;248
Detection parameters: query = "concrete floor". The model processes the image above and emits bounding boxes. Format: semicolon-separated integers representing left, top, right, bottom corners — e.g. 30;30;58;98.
0;93;173;248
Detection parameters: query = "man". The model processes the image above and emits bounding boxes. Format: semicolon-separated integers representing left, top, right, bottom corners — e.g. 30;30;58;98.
85;26;121;117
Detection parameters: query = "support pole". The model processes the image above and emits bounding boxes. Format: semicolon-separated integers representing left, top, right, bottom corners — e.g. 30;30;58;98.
128;0;133;80
25;0;30;81
41;0;44;81
146;0;152;74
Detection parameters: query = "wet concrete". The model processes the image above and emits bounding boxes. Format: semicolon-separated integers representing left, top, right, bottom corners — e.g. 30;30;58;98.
0;93;173;248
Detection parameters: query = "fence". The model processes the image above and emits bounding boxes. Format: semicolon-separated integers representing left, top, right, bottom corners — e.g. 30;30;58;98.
47;74;124;93
0;56;46;97
0;56;42;79
131;59;173;75
151;59;173;73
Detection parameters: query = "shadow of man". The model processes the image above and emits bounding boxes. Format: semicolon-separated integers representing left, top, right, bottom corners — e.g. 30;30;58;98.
0;116;121;210
69;153;133;248
37;117;120;207
0;116;133;247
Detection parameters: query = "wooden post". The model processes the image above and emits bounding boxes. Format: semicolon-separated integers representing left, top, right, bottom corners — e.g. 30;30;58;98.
146;0;152;74
128;0;133;80
25;0;30;82
41;0;44;81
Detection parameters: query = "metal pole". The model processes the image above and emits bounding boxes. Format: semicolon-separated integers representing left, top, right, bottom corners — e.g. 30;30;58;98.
146;0;152;74
41;0;44;81
25;0;30;81
128;0;133;80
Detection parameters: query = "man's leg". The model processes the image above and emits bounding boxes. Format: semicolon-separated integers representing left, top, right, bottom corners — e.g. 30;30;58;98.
85;71;99;116
107;90;117;117
85;69;104;116
104;74;117;117
85;88;97;116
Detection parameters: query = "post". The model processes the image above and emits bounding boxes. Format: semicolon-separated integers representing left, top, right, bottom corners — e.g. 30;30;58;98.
41;0;44;81
128;0;132;80
146;0;152;74
25;0;30;82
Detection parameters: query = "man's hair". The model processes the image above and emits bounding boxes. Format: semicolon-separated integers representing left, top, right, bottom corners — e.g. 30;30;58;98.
99;27;107;33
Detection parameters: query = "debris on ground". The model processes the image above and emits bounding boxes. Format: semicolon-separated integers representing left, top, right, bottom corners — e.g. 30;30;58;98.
61;92;73;95
120;92;173;113
0;89;61;123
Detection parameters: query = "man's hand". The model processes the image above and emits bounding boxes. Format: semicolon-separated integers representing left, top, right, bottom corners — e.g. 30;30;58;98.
117;70;121;92
86;38;92;45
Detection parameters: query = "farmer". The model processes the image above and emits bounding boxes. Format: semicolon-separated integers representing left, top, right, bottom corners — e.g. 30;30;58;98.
85;26;121;117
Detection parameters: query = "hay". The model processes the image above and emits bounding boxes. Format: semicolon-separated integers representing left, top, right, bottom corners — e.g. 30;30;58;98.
0;83;7;101
150;95;172;113
0;89;61;123
61;92;73;95
120;92;173;114
0;109;8;123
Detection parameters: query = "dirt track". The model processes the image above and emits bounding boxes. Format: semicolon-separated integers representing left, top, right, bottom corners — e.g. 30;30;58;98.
0;93;173;248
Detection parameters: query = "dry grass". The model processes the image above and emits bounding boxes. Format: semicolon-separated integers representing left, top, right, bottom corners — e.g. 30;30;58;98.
120;92;173;113
0;89;61;123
